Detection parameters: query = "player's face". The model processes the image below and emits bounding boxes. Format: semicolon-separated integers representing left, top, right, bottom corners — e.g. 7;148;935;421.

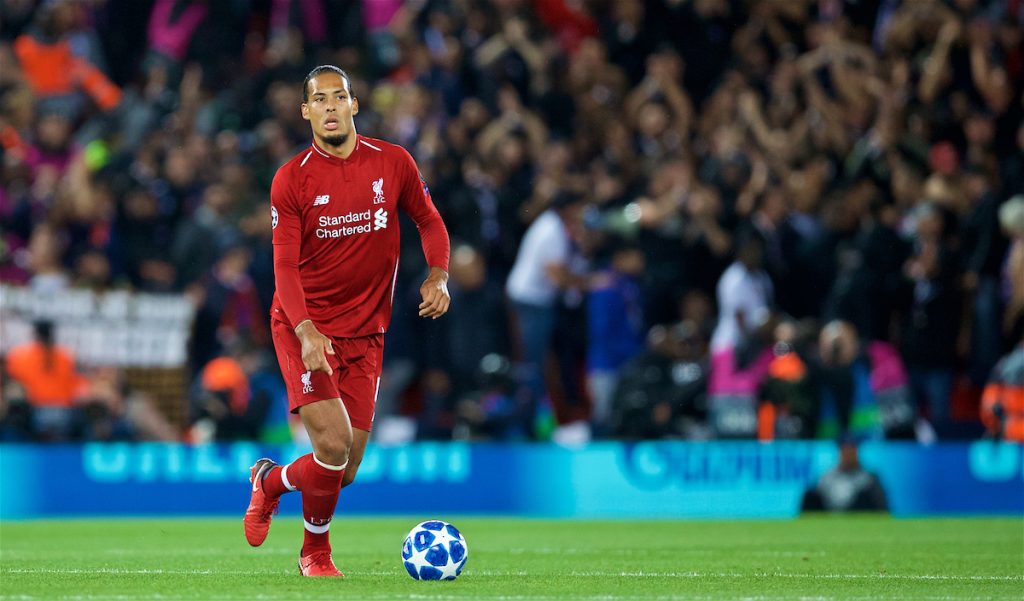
301;73;359;146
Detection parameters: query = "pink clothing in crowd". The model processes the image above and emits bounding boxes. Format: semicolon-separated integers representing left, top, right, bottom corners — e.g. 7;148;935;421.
271;0;326;43
147;0;209;62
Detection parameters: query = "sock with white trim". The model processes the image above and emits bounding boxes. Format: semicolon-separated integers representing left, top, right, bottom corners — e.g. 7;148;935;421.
261;462;296;499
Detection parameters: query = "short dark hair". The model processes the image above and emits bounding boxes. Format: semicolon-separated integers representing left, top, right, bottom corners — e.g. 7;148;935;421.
302;65;352;102
33;320;54;346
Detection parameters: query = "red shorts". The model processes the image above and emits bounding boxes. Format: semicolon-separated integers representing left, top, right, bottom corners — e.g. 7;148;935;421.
271;318;383;431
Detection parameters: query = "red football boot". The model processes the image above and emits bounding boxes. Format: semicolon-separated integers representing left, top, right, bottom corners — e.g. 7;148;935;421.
243;458;280;547
298;550;344;577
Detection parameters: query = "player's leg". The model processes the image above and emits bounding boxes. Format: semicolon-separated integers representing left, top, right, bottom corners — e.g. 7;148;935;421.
340;427;370;489
245;318;321;547
256;317;343;500
333;333;383;490
261;399;353;499
300;397;353;465
294;398;351;562
247;318;348;578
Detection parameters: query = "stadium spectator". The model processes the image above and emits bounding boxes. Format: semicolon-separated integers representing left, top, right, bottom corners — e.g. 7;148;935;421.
22;221;69;294
419;243;507;401
980;340;1024;442
108;183;178;292
77;367;134;442
189;244;269;375
708;229;774;438
611;320;709;440
506;191;586;438
0;379;33;441
815;320;916;441
454;353;522;440
170;182;244;289
959;159;1007;387
897;202;963;436
999;196;1024;349
801;437;889;513
79;366;179;442
757;319;820;440
586;236;646;436
1;0;1021;443
12;0;121;119
4;320;87;440
190;351;271;442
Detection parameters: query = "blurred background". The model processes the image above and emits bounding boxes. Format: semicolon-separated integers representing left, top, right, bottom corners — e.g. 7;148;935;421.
0;0;1022;519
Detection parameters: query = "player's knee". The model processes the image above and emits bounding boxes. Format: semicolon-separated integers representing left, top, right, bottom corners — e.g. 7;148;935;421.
315;435;351;467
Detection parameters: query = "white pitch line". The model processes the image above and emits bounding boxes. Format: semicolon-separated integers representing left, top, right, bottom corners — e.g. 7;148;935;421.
2;567;1021;582
566;571;1022;582
757;572;1023;582
0;595;1012;601
2;568;248;575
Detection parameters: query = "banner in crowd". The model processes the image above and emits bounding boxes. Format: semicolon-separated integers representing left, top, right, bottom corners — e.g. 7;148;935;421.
1;441;1021;519
0;285;194;367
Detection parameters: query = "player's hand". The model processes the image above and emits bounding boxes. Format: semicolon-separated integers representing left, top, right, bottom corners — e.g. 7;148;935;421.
294;320;335;375
419;267;451;319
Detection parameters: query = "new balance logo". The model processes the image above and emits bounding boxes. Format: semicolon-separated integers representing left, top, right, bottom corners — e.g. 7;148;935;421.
313;194;330;206
374;208;388;230
301;371;314;394
372;178;385;204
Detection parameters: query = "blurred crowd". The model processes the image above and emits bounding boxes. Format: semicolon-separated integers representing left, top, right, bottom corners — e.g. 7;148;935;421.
1;0;1022;444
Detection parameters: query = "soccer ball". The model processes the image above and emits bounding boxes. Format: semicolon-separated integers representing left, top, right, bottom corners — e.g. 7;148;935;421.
401;520;468;581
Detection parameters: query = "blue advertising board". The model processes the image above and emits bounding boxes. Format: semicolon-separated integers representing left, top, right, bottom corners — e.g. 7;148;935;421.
0;441;1021;519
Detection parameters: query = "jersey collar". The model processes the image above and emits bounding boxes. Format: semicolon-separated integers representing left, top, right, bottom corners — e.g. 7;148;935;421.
311;136;361;163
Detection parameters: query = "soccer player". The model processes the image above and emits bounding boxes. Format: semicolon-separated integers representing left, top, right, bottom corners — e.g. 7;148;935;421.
243;65;451;577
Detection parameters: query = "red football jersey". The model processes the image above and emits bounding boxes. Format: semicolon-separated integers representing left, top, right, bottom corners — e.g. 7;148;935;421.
269;135;449;337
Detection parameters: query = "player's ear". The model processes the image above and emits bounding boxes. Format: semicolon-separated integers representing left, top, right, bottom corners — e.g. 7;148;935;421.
301;103;310;121
351;96;359;116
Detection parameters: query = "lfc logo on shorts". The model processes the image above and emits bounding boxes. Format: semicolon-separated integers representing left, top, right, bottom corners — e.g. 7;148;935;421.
301;371;314;394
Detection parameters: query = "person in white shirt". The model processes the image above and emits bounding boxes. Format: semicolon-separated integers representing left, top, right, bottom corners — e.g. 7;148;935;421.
711;233;774;353
506;192;585;437
708;230;775;437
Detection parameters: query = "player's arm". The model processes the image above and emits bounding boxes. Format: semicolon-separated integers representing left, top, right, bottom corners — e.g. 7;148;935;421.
398;149;451;319
271;169;335;374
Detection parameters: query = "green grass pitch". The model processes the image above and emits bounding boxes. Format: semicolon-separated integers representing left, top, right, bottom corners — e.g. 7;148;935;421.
1;516;1021;600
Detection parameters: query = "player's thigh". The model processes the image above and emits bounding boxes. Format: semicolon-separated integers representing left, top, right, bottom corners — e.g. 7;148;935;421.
299;398;353;464
341;427;370;489
334;334;384;432
271;318;341;412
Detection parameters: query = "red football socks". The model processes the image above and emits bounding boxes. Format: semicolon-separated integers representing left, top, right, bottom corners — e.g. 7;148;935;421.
263;453;346;554
261;463;291;498
300;455;345;554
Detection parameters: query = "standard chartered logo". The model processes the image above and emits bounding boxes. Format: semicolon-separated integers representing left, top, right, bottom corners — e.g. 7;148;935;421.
316;209;388;238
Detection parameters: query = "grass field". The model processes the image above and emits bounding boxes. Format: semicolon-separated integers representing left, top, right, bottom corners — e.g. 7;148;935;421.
1;516;1021;600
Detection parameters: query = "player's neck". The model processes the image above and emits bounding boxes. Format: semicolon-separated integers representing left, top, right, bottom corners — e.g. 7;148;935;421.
314;132;358;159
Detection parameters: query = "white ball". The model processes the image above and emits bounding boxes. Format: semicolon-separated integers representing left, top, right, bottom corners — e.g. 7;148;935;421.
401;520;468;581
